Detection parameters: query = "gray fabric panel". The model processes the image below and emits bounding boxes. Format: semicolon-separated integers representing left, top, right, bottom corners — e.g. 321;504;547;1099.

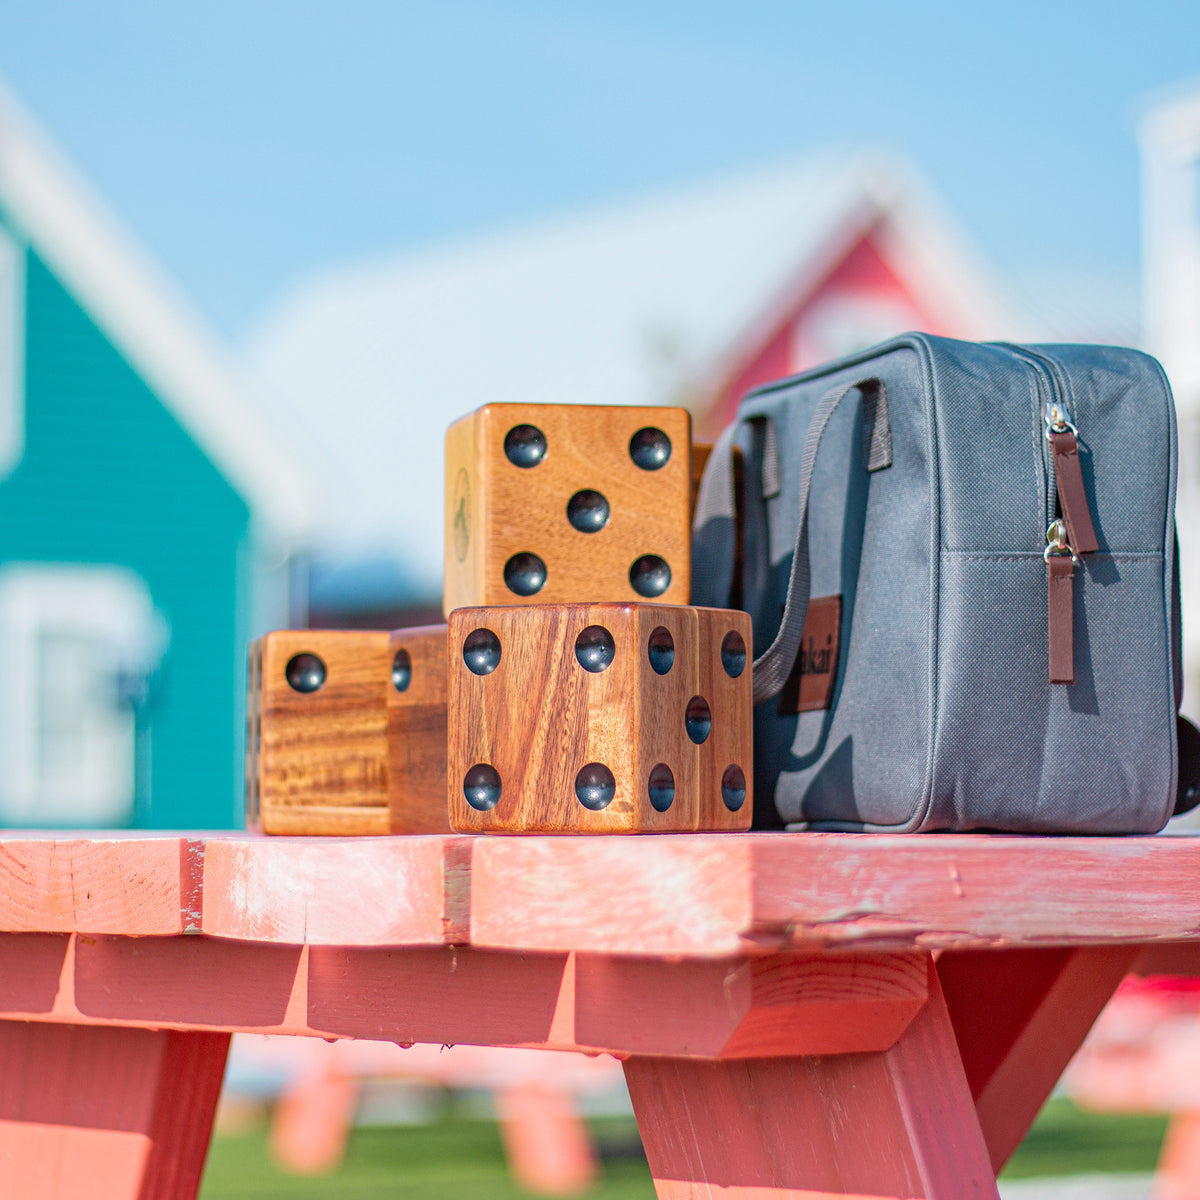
926;337;1046;551
929;552;1175;833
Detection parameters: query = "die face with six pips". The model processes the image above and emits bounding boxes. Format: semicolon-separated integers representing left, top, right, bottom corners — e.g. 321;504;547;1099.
443;404;692;616
447;603;752;833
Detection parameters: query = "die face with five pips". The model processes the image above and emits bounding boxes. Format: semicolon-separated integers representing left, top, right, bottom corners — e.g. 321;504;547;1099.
248;626;450;835
447;603;752;833
443;404;692;616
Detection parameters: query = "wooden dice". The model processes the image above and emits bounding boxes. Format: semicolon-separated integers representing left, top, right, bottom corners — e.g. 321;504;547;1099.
248;630;391;835
386;625;449;834
447;603;752;833
443;404;692;614
248;627;450;835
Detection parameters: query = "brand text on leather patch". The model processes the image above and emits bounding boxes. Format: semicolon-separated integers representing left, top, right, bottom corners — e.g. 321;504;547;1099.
778;594;842;715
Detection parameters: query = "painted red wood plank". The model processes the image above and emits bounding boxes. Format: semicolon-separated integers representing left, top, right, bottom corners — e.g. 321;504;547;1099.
469;835;756;955
572;950;927;1058
1132;941;1200;977
74;936;306;1031
750;834;1200;950
200;835;470;945
0;933;70;1014
0;836;199;936
471;833;1200;956
623;958;998;1198
937;944;1137;1172
0;933;925;1063
305;945;574;1047
0;934;310;1038
0;1020;228;1200
0;933;575;1051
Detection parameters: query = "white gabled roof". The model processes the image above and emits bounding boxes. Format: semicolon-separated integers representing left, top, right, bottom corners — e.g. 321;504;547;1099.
246;152;1016;592
0;79;313;547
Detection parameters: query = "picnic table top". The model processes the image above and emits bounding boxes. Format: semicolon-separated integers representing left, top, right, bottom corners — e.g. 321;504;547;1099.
5;829;1200;957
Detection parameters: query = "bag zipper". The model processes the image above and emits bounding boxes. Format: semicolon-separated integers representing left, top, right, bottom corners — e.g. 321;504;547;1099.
1002;346;1100;685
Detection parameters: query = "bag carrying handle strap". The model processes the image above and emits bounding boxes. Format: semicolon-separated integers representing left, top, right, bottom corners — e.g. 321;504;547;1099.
691;420;741;612
692;415;779;610
751;377;891;704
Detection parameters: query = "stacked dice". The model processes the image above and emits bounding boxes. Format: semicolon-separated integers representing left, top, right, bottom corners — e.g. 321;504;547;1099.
247;402;752;835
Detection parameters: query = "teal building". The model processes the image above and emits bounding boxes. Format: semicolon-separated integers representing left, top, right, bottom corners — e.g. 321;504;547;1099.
0;86;311;829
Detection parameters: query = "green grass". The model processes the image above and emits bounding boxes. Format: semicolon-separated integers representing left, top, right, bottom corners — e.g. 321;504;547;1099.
199;1113;654;1199
1001;1098;1169;1180
199;1100;1168;1197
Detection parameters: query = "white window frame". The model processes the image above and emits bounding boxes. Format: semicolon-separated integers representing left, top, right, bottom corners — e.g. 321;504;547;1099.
0;564;167;826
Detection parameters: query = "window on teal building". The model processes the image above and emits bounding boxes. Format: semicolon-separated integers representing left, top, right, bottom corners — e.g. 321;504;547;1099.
0;564;167;826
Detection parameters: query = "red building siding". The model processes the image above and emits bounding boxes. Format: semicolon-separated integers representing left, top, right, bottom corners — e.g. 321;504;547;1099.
700;223;961;438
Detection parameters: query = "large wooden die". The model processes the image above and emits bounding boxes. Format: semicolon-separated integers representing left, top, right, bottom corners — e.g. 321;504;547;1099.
447;603;752;833
248;626;451;835
247;630;391;835
443;404;692;614
386;625;451;833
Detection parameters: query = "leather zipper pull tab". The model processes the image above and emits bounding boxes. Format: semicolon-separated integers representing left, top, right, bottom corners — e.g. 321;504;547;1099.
1045;520;1077;684
1046;407;1098;554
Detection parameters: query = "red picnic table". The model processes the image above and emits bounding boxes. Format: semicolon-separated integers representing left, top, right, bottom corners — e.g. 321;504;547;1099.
3;830;1200;1199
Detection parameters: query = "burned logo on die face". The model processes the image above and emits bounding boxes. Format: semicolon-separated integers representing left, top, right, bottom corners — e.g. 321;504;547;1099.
453;468;471;562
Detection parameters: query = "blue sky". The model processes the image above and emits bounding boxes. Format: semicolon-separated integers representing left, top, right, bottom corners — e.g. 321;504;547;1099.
2;1;1198;339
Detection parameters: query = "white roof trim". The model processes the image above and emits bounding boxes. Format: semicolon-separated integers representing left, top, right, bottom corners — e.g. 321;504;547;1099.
866;160;1025;341
0;79;313;545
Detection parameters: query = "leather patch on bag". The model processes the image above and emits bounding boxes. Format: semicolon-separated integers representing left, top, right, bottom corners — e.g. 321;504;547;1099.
777;594;842;715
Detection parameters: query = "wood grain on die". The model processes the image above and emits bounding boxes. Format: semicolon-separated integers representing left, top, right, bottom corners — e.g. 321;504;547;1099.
448;605;634;832
697;606;753;832
253;631;391;836
448;604;751;833
634;604;702;831
387;625;451;834
443;404;692;614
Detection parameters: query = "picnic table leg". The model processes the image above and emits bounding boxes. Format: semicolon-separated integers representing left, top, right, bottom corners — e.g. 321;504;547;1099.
623;958;998;1199
0;1019;230;1200
1156;1111;1200;1200
936;944;1137;1174
269;1066;359;1175
494;1080;598;1196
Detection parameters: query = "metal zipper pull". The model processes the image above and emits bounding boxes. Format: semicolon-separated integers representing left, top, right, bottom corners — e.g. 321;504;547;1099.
1045;406;1098;554
1045;519;1077;684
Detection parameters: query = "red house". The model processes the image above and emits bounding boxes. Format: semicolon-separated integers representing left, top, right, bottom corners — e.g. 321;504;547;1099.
693;157;1016;437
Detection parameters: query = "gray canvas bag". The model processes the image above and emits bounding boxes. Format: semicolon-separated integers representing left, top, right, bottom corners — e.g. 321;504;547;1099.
693;333;1193;833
